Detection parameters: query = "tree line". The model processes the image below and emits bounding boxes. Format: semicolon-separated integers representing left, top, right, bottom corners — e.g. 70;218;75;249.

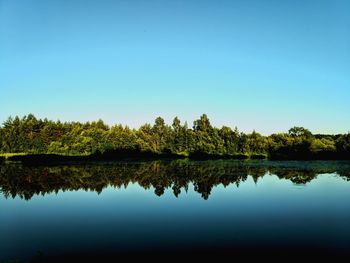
0;113;349;160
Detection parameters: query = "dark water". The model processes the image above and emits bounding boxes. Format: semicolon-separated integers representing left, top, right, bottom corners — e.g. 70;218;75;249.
1;160;350;261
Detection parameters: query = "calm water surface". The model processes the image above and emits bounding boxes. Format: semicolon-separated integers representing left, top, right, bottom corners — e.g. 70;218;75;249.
1;160;350;261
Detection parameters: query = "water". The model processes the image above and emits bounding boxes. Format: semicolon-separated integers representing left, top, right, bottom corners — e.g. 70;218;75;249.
1;160;350;261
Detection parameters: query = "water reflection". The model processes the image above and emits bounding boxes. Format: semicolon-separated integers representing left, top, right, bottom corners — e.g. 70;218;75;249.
1;160;350;200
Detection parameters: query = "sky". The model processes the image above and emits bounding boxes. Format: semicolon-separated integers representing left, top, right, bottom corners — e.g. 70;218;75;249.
0;0;349;135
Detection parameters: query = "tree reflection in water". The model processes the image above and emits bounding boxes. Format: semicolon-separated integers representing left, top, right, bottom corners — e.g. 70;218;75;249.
1;160;349;201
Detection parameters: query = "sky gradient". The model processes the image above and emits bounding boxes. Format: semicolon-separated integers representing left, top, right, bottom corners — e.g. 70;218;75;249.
1;0;349;135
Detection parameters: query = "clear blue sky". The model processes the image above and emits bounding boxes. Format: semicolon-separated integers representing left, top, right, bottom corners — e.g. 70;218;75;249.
1;0;349;134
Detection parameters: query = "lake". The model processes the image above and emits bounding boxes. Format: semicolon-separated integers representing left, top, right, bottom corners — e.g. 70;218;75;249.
1;160;350;261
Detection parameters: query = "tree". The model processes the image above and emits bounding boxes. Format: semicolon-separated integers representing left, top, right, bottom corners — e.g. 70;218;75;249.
152;117;171;153
288;127;312;138
336;133;350;158
247;130;268;154
193;114;212;133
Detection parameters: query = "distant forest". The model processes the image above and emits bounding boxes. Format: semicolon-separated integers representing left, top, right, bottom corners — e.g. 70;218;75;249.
0;114;349;160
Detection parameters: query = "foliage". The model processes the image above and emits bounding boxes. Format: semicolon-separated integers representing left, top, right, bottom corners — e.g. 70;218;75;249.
0;114;349;160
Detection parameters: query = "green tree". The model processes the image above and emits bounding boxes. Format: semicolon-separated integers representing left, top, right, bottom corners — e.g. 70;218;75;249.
288;127;312;138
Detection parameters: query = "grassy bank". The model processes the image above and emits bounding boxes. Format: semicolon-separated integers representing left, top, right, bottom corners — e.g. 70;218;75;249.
3;151;350;166
0;151;270;165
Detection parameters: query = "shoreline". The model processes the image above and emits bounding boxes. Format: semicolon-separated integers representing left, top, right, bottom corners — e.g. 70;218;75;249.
1;153;349;165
